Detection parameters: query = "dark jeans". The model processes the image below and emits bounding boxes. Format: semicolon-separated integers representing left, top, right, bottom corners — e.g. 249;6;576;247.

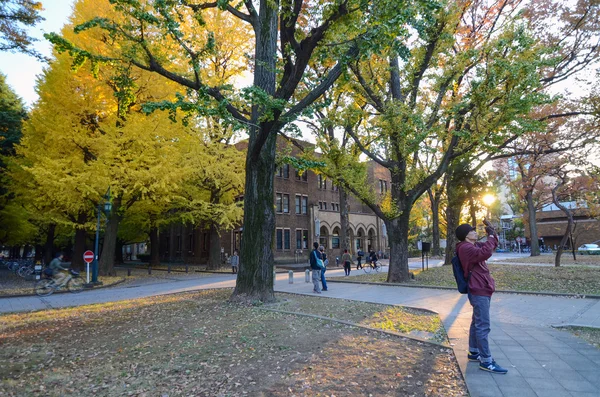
344;261;351;275
357;257;362;269
321;267;328;290
468;293;492;363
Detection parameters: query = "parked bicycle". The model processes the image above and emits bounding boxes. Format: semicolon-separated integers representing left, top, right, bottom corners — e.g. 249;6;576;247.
34;269;84;297
363;261;383;274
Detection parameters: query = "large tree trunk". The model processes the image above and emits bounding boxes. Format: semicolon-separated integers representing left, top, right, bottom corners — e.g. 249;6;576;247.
428;189;441;257
339;185;350;255
34;244;43;262
71;212;88;271
99;197;122;276
149;226;160;266
444;165;468;266
553;187;574;267
233;131;277;302
526;191;540;256
44;223;56;265
72;229;87;271
115;238;124;265
231;0;278;303
386;210;412;282
208;223;221;270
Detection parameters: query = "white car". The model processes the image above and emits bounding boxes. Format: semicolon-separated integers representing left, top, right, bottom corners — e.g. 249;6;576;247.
578;244;600;254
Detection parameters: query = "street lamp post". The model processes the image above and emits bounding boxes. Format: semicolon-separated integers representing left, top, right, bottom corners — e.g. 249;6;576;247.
92;188;112;284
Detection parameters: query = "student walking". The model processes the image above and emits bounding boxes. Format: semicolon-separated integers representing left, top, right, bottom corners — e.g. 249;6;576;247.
309;242;323;293
341;249;353;276
319;246;328;291
456;220;508;374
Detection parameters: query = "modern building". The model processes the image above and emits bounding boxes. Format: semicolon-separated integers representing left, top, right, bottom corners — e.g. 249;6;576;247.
155;138;390;264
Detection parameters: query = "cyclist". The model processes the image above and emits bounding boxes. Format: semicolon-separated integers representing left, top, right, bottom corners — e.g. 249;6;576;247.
48;253;71;286
368;250;379;269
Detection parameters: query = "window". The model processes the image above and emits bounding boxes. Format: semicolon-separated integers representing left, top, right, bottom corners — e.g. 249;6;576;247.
295;169;308;181
295;195;301;214
188;232;195;253
318;174;326;189
283;194;289;213
276;193;283;213
332;203;337;211
332;237;340;249
302;230;309;249
379;179;388;193
319;236;327;248
276;229;283;250
296;230;303;249
276;165;291;178
301;196;308;214
323;202;327;210
319;202;323;210
284;229;290;249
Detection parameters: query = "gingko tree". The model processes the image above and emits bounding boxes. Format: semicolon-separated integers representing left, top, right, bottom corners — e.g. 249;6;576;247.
336;0;552;282
47;0;432;302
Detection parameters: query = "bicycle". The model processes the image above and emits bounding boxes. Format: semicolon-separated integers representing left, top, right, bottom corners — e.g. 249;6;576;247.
34;269;84;297
363;261;382;274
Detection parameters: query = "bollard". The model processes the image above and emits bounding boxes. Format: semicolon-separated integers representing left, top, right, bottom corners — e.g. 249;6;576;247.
288;270;293;284
127;268;131;277
185;264;188;273
273;270;277;285
168;264;171;274
148;266;152;275
305;269;310;283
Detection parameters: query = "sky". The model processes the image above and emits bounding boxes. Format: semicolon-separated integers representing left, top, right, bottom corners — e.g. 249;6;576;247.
0;0;75;107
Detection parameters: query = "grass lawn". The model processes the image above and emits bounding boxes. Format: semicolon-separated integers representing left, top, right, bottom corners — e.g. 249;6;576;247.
330;264;600;295
0;289;466;396
496;253;600;266
565;327;600;349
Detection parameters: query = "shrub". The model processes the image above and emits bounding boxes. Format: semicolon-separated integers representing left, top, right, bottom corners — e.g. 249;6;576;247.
137;253;151;262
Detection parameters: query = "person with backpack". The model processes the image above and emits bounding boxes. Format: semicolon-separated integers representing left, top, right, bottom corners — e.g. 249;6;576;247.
309;242;323;293
455;220;508;374
341;249;353;276
319;246;328;291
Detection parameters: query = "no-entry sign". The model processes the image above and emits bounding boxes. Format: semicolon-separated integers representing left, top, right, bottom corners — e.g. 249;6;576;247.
83;250;94;263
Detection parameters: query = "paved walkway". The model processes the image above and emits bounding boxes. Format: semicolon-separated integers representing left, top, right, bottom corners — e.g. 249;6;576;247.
2;265;600;397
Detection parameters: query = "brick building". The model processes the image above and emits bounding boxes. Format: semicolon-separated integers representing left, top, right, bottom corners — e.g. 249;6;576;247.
156;138;390;264
526;202;600;249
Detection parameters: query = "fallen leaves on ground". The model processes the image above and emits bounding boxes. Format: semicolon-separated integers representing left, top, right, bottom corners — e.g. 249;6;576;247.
0;289;467;396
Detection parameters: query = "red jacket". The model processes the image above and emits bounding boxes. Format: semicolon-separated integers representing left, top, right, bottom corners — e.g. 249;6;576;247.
456;236;498;297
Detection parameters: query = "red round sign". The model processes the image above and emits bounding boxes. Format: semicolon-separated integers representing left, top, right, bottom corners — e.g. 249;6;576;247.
83;250;95;263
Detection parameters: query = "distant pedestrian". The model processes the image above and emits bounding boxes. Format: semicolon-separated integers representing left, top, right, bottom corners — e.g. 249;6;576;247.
230;251;239;274
356;249;363;270
319;246;328;291
341;249;353;276
309;242;323;293
456;219;508;374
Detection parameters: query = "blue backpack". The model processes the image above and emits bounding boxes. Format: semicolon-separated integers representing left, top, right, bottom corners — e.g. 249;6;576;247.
451;253;473;294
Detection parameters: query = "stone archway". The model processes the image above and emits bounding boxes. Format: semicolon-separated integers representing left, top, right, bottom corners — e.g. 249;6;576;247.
367;228;377;252
355;227;366;252
319;225;330;249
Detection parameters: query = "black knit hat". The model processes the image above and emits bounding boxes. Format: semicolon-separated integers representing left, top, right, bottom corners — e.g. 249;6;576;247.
455;224;475;241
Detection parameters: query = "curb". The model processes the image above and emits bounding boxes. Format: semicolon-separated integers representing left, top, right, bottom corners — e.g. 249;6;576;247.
551;323;600;330
327;279;600;299
0;278;127;299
